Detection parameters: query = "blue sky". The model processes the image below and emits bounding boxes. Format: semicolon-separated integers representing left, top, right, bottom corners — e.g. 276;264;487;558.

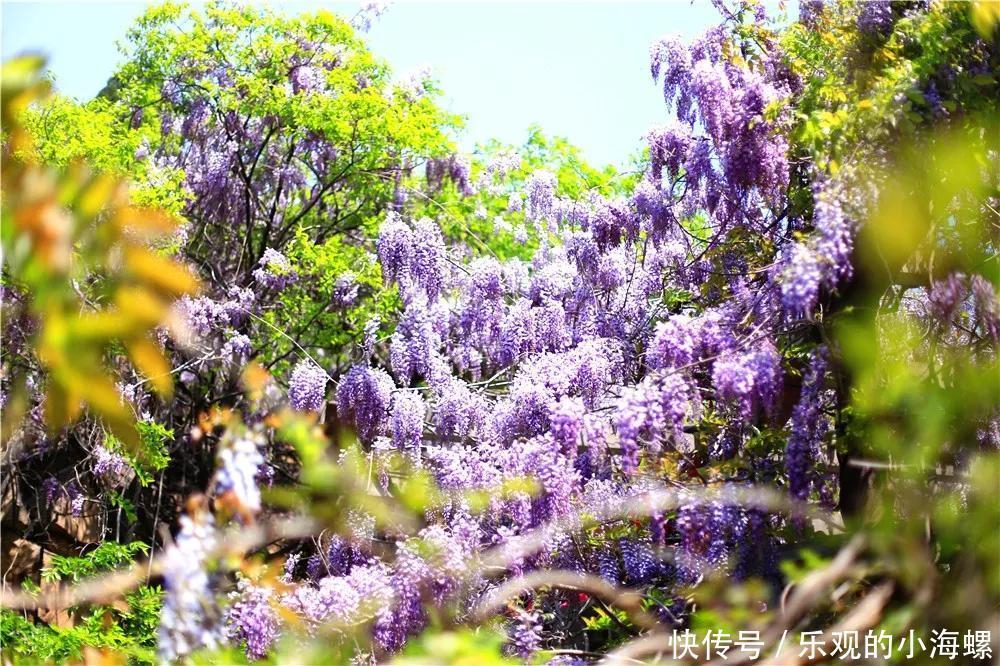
1;1;766;167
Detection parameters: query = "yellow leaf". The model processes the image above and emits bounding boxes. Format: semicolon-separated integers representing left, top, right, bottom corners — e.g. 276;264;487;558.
36;307;69;361
863;179;928;274
15;198;73;272
115;206;180;236
72;310;140;341
124;246;200;296
971;0;1000;38
44;381;81;431
76;173;119;220
0;56;50;127
0;55;47;96
242;362;271;401
115;286;167;327
106;417;143;459
127;337;173;397
77;372;142;451
0;388;28;446
82;646;126;666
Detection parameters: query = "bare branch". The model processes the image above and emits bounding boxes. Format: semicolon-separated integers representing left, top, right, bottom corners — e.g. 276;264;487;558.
474;569;659;632
0;516;317;612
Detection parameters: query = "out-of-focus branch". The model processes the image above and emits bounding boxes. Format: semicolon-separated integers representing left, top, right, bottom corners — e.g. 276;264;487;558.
705;534;867;666
774;582;894;666
474;569;659;632
602;536;875;666
599;632;679;665
0;515;317;611
773;534;867;633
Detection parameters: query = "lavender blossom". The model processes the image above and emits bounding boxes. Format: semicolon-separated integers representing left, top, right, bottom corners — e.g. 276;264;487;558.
66;482;86;517
676;500;747;581
646;121;692;181
42;477;61;503
92;445;131;488
928;273;966;326
525;170;557;223
799;0;824;26
648;314;699;369
224;579;280;660
391;390;425;450
288;360;329;412
786;350;829;500
550;396;585;455
221;332;253;362
507;610;543;660
158;512;222;661
412;217;448;301
290;65;323;93
972;274;1000;341
336;365;394;443
857;1;895;35
620;537;659;584
253;248;296;291
353;1;389;32
332;272;360;308
781;243;823;318
614;373;691;472
712;352;756;419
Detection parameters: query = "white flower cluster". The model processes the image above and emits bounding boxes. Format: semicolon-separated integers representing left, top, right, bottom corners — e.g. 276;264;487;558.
213;429;265;514
158;513;221;661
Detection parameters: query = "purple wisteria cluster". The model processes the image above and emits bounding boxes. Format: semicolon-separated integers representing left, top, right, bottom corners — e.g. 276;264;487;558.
39;477;86;517
781;179;857;318
335;364;394;442
149;8;835;661
425;154;475;196
252;248;297;291
91;444;132;488
785;349;830;501
254;16;836;654
288;359;330;413
177;287;256;338
224;578;280;660
856;0;896;35
144;2;1000;662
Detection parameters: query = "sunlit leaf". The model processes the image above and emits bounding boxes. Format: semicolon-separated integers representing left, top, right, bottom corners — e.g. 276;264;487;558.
114;206;181;236
123;246;200;296
127;337;173;397
115;285;168;326
76;172;120;220
970;0;1000;37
